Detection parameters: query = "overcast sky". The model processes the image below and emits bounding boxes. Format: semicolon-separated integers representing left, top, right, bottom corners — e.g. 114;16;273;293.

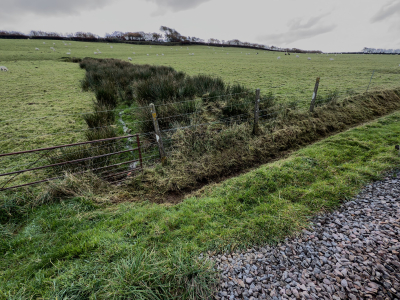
1;0;400;52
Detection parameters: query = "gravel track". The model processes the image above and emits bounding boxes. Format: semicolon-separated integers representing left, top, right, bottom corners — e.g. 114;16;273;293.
211;174;400;300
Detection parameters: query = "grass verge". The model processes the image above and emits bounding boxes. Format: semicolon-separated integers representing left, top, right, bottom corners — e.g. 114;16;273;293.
1;108;400;299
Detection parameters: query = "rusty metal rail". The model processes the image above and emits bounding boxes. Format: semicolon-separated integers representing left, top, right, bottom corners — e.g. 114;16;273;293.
0;134;143;191
0;135;135;157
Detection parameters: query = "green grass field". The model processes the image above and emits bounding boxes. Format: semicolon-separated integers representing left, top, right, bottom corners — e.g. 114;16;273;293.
2;109;400;299
1;38;400;155
1;38;400;299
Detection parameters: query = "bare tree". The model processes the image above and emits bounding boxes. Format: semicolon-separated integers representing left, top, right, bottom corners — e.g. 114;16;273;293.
151;32;162;41
160;26;181;42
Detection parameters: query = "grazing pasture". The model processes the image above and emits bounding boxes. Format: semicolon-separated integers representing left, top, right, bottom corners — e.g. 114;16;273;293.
1;38;400;299
1;38;399;189
1;39;400;103
2;110;400;299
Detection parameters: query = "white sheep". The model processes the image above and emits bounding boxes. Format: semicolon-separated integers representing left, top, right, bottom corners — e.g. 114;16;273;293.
53;43;55;45
85;46;88;48
110;46;113;49
330;58;334;61
128;57;132;61
94;52;98;54
133;52;135;54
43;42;46;44
296;55;299;58
0;66;8;71
308;57;311;60
156;54;159;56
66;52;71;55
277;56;281;59
162;53;164;56
69;43;71;45
147;54;149;56
35;48;39;50
98;51;101;54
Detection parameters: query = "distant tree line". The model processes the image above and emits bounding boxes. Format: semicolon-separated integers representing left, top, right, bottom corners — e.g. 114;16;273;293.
362;47;400;54
0;26;322;53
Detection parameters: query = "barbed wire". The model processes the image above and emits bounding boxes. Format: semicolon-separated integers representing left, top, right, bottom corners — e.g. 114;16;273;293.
2;100;275;142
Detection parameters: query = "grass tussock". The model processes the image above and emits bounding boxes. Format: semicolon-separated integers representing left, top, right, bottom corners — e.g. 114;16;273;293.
128;88;400;196
78;58;259;133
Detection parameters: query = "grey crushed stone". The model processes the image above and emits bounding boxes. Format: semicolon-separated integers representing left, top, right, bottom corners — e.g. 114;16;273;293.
207;174;400;300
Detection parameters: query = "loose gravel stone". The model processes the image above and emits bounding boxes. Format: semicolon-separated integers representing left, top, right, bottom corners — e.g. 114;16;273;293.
211;174;400;299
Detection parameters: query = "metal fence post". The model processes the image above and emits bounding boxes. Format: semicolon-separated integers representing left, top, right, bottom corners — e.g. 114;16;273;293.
149;103;167;165
253;89;260;135
309;77;320;113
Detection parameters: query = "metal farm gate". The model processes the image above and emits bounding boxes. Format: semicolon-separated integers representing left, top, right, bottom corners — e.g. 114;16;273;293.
0;135;143;191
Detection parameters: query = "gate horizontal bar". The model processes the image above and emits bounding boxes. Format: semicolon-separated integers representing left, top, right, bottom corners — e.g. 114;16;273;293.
0;134;137;157
0;147;140;177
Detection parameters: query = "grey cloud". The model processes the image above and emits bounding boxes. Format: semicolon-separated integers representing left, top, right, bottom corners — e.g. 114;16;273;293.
371;0;400;23
147;0;211;15
288;13;330;30
258;15;336;46
1;0;112;18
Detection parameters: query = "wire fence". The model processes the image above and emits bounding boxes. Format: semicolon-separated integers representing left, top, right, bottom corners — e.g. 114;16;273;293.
1;71;400;191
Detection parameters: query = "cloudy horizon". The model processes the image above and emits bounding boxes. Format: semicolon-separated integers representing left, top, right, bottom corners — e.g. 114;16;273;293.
1;0;400;52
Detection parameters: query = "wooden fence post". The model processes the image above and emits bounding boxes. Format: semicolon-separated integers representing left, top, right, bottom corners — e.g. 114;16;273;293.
366;70;375;93
149;103;167;165
253;89;260;135
309;77;320;113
